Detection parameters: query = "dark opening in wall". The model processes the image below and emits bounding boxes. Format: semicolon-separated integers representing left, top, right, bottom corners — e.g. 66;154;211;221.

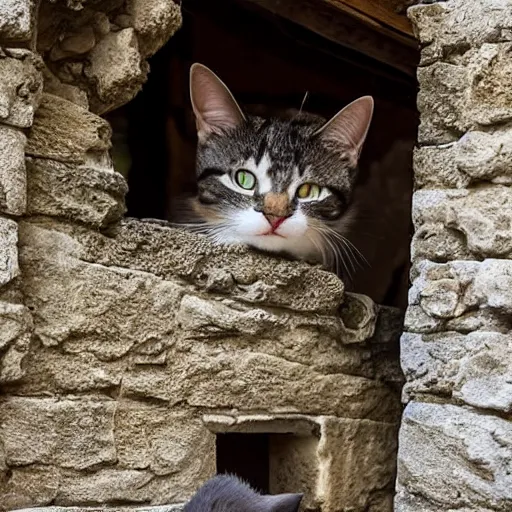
216;433;270;493
105;0;419;307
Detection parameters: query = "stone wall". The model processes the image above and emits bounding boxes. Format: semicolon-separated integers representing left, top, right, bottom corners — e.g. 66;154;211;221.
396;1;512;510
0;1;404;512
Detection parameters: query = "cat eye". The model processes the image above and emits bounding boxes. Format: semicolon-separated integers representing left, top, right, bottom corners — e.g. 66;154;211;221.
296;183;321;201
234;169;256;190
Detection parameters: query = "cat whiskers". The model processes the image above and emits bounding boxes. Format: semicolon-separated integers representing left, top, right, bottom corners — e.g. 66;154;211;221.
308;224;369;283
170;221;236;245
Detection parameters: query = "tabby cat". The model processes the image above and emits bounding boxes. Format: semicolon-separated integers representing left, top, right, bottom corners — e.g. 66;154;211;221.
184;474;303;512
175;63;412;307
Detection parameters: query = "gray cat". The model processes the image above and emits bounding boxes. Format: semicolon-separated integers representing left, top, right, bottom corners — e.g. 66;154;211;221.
176;63;412;306
183;474;303;512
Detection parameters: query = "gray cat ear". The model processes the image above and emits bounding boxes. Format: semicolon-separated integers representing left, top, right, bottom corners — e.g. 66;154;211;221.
263;493;303;512
314;96;374;164
190;63;246;142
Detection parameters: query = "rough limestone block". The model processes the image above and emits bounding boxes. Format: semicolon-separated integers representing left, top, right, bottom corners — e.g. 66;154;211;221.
127;0;182;56
417;43;512;144
412;187;512;261
0;301;32;383
0;49;43;128
0;0;35;42
15;220;400;422
76;219;346;314
26;94;112;165
0;126;26;215
114;402;215;480
396;402;512;510
409;0;512;66
406;259;512;334
0;217;19;286
401;331;512;412
26;158;127;228
0;398;116;469
318;418;397;512
18;222;183;358
85;28;148;114
414;127;512;189
1;465;61;511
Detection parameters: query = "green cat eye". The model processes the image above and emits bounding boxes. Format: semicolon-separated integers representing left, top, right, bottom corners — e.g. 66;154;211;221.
297;183;321;200
235;169;256;190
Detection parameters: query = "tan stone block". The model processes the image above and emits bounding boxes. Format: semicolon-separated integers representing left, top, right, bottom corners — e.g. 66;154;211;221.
0;301;32;383
0;398;116;469
0;126;26;215
85;29;147;114
114;402;216;478
406;259;512;334
0;217;18;286
414;127;512;190
319;418;398;512
0;49;43;128
0;465;60;512
0;0;36;42
18;222;184;359
402;331;512;413
397;403;512;510
26;158;127;228
26;94;111;165
127;0;182;57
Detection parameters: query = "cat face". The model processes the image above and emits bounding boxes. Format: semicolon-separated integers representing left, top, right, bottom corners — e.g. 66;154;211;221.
184;63;373;265
183;474;303;512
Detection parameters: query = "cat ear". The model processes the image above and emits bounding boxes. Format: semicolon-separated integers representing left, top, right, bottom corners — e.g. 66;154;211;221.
314;96;374;164
263;493;303;512
190;63;246;142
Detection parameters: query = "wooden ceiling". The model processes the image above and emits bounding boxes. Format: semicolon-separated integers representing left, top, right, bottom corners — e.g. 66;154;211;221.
240;0;418;76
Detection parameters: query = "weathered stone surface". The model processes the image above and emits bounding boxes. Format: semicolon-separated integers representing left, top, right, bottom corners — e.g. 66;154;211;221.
414;127;512;189
0;301;32;383
26;94;111;165
1;465;61;511
26;158;126;227
412;187;512;261
0;126;26;215
0;0;35;42
42;67;89;109
417;43;512;144
85;28;148;114
115;403;215;478
0;398;116;469
406;259;512;333
409;0;512;66
0;217;19;287
127;0;182;56
397;403;512;511
319;418;397;512
77;219;346;314
401;331;512;412
0;49;43;128
15;220;400;422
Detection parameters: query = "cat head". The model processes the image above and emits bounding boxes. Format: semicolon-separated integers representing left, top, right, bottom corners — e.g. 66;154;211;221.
185;63;373;262
183;474;303;512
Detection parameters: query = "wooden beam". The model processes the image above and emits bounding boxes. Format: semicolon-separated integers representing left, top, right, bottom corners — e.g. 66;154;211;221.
327;0;414;39
239;0;418;76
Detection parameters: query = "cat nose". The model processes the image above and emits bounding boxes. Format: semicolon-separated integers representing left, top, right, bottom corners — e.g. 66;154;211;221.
264;214;287;230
